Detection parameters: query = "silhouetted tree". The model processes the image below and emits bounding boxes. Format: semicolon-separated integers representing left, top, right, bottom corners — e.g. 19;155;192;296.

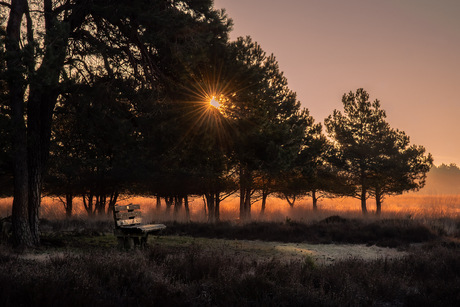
325;88;432;214
2;0;232;246
0;31;13;198
325;89;395;214
221;37;310;220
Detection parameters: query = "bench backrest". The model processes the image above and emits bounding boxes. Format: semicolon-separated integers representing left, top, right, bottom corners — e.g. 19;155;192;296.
113;204;143;227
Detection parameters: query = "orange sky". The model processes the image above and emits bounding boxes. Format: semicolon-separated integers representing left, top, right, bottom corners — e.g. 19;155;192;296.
214;0;460;166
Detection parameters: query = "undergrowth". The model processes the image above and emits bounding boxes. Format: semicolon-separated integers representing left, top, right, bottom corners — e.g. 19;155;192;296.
0;240;459;306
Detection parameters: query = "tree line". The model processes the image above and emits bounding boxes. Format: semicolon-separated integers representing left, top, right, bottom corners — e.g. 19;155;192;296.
0;1;432;247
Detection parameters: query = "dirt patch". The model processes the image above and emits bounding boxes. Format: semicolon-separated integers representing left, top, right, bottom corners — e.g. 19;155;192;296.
154;236;408;264
15;235;408;265
274;242;407;264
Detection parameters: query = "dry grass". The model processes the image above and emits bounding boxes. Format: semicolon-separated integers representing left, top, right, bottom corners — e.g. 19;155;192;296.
0;232;459;306
1;194;460;223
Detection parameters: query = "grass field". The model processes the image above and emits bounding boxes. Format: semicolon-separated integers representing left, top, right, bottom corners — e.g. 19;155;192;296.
1;194;460;306
1;216;460;306
2;193;460;222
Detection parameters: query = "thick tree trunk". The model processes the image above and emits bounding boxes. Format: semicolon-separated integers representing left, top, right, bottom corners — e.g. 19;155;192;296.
27;160;41;245
65;193;73;218
205;193;215;223
7;0;34;247
26;0;74;243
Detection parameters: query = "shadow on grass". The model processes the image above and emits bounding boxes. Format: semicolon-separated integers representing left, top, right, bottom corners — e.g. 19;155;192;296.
162;216;438;248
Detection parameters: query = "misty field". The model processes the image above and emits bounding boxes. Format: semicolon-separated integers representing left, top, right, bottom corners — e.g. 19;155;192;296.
2;193;459;222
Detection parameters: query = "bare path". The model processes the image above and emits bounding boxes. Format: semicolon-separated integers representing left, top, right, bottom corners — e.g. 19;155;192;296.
15;235;408;265
154;236;408;264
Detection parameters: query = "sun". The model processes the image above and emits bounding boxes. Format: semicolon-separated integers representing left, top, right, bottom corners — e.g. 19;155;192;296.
210;96;220;109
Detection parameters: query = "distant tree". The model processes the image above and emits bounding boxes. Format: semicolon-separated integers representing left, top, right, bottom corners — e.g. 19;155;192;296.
421;164;460;194
325;88;432;214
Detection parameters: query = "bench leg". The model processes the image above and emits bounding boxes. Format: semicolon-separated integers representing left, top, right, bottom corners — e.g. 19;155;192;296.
141;235;148;248
117;237;125;249
117;236;135;250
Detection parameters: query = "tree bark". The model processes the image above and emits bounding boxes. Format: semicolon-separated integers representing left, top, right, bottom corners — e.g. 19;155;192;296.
361;186;367;214
312;189;318;211
7;0;34;248
106;190;119;215
184;196;190;222
239;165;252;221
215;192;220;222
65;193;73;218
205;193;215;223
284;194;296;207
261;189;268;214
375;186;382;215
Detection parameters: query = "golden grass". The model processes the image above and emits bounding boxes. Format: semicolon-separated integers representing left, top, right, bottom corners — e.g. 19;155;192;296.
1;193;460;222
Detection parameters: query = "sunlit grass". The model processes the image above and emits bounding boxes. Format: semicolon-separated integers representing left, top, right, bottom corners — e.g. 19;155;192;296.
2;193;460;222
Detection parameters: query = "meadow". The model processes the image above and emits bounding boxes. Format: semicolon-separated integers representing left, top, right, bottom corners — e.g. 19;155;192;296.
1;194;460;306
2;193;459;223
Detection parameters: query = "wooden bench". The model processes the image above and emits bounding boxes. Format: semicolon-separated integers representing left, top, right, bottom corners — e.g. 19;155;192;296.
113;204;166;249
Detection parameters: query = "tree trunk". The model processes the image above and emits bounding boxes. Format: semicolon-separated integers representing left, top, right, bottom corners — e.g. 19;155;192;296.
244;187;251;220
156;196;161;210
65;193;73;218
215;192;220;222
312;189;318;211
106;190;119;215
261;189;268;214
205;193;215;223
165;197;173;215
83;193;95;217
173;196;182;220
7;0;34;248
284;194;296;207
27;161;41;245
375;186;382;215
184;196;190;222
239;165;252;221
239;165;245;220
361;186;367;214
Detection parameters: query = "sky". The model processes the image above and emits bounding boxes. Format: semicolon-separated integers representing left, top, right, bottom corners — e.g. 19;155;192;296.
214;0;460;166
